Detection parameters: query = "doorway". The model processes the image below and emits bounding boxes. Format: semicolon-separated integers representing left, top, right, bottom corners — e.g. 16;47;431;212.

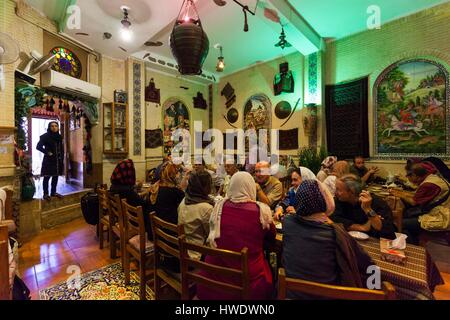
30;116;84;198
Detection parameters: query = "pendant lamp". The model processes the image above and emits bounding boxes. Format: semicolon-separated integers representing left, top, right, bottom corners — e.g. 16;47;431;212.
170;0;209;75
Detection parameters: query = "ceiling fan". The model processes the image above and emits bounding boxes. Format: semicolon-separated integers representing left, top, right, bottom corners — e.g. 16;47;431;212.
275;26;292;49
0;32;20;91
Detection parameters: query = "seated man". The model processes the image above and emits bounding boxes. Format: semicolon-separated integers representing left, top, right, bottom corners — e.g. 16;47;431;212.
350;155;379;184
330;174;396;239
255;161;283;210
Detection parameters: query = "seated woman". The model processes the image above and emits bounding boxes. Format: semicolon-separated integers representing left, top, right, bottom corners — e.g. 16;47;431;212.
149;162;185;273
317;156;337;182
197;172;276;300
149;162;185;225
109;159;153;241
391;163;450;244
406;157;450;183
282;180;374;299
330;174;396;239
323;161;350;197
178;171;215;260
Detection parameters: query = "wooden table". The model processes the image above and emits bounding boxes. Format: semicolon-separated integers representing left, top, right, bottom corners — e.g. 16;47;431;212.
274;232;444;300
366;184;415;232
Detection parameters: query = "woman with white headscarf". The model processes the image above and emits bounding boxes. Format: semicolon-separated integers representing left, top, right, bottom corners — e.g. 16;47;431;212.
198;172;275;300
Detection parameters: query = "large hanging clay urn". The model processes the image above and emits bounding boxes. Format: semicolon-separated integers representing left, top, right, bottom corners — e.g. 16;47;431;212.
170;19;209;75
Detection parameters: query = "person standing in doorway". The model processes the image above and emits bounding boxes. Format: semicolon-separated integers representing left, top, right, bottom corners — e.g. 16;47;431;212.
36;121;64;201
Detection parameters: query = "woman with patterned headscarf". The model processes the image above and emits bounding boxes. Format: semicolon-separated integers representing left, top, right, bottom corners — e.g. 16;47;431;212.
110;159;153;240
282;180;373;299
317;156;337;182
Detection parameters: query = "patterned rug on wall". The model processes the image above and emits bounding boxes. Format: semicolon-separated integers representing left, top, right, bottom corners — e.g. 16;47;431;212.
39;263;155;300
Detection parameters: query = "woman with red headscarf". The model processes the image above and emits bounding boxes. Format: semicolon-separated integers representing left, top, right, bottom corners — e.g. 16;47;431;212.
110;159;153;240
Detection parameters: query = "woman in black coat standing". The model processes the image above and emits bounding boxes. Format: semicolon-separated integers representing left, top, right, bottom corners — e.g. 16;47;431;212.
36;121;64;200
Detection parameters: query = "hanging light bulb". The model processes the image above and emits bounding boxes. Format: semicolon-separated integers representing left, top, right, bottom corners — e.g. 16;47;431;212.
216;46;225;72
120;6;133;42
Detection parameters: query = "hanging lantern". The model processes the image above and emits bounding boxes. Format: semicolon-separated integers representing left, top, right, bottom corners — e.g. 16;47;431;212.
170;0;209;75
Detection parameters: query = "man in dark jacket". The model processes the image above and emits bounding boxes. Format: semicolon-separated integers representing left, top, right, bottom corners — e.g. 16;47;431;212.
36;121;64;201
330;174;396;239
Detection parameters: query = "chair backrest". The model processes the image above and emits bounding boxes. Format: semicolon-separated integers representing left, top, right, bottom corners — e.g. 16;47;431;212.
150;213;185;266
0;225;10;300
97;187;109;219
178;235;250;300
108;193;124;231
277;268;396;300
121;199;146;252
3;188;13;221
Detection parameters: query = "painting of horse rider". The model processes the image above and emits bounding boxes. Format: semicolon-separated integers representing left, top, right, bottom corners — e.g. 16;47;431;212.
375;59;448;156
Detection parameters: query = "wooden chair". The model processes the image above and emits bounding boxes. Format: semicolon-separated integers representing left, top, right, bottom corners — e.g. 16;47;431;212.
121;199;154;300
0;188;16;235
277;268;396;300
97;185;109;249
107;194;125;265
151;213;185;299
178;235;250;300
0;225;11;300
385;195;404;232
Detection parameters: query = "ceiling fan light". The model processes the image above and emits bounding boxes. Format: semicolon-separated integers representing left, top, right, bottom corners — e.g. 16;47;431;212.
121;19;131;29
120;27;133;42
170;0;209;75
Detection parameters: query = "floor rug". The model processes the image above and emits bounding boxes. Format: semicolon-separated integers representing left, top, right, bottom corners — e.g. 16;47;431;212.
39;262;155;300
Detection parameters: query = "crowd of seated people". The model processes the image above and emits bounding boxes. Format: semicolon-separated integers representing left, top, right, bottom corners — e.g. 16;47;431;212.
103;153;449;300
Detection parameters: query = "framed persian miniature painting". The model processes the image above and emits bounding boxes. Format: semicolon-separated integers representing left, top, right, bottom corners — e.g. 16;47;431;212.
374;59;449;158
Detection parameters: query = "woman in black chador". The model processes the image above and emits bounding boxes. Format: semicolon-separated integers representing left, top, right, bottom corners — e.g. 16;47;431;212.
36;121;64;200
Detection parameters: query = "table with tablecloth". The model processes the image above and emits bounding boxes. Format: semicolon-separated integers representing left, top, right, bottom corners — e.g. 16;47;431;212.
356;237;444;299
274;233;444;299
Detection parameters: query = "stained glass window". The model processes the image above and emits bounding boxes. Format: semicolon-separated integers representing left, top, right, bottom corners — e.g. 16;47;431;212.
50;47;82;79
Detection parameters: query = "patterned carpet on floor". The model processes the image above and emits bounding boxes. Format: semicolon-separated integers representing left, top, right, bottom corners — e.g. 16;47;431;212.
39;263;155;300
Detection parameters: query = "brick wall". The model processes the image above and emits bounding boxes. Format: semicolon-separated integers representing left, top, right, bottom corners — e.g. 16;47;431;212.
324;2;450;177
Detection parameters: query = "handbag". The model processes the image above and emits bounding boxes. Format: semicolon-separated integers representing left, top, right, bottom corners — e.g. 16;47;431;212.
12;275;31;300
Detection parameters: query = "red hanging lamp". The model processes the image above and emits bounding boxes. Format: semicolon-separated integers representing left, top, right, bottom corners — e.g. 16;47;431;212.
170;0;209;75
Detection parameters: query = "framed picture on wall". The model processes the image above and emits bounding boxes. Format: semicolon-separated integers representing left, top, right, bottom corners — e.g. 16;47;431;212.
374;59;449;158
163;100;190;155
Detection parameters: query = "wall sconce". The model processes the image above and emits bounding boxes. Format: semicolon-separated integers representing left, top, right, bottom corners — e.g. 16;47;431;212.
215;45;225;72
